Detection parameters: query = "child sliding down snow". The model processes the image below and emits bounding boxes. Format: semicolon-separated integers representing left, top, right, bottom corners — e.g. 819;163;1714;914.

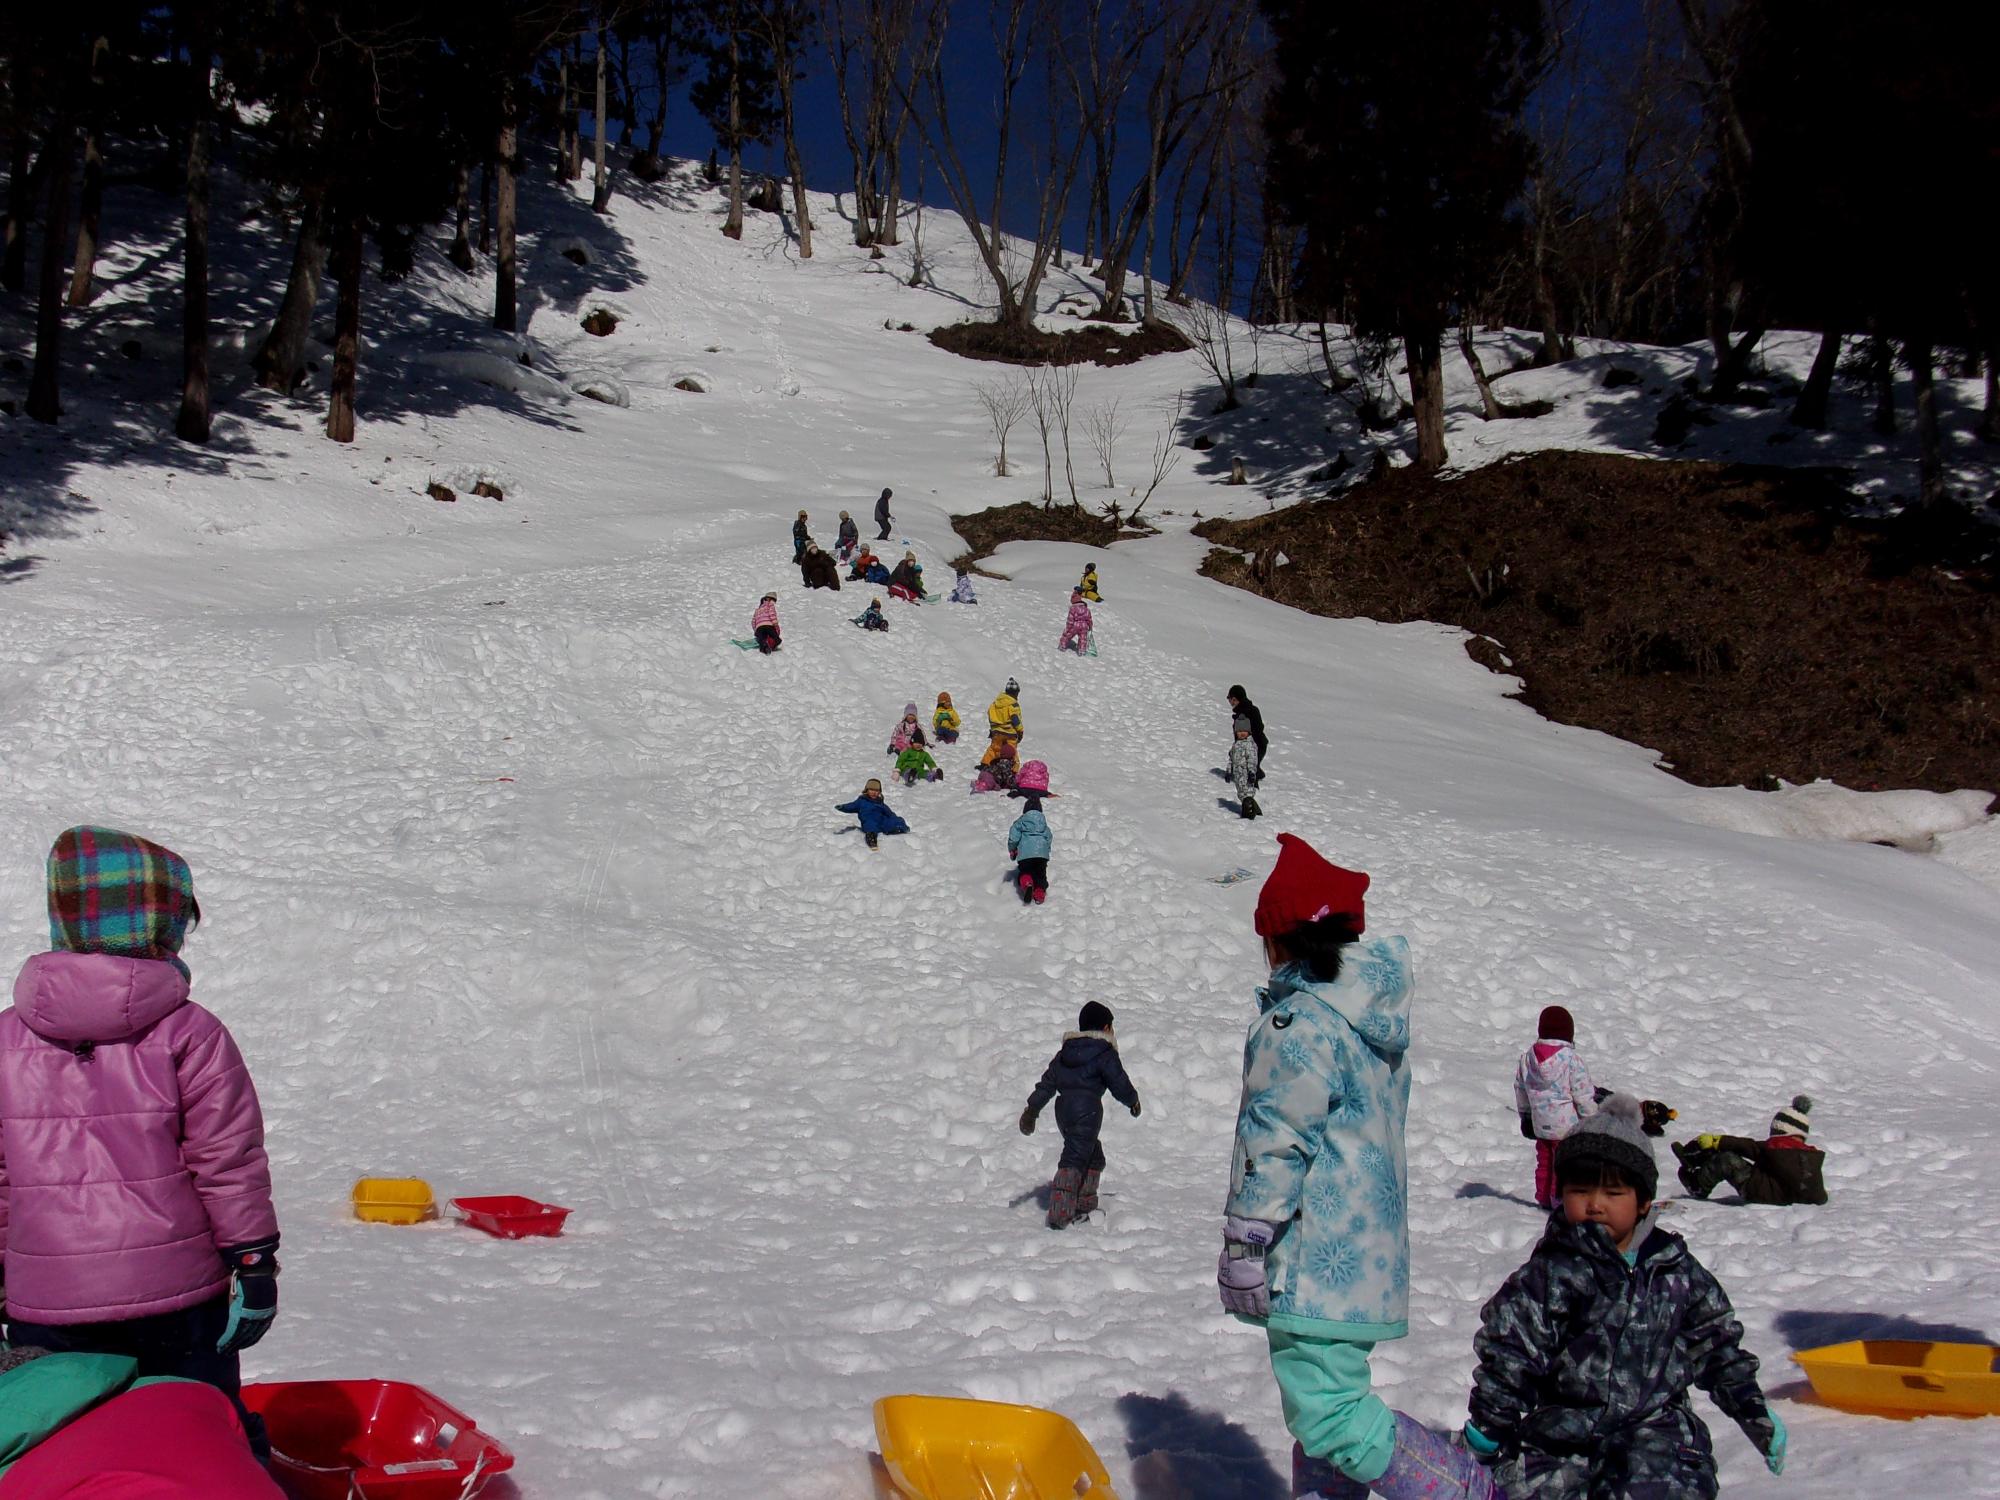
1006;765;1054;904
1672;1094;1827;1205
888;702;926;754
751;592;781;653
895;744;942;785
834;778;909;850
949;569;978;604
1058;588;1094;654
972;737;1018;793
1229;716;1261;819
1020;1002;1139;1229
852;598;889;632
933;691;960;744
1218;833;1498;1500
1466;1095;1786;1497
1515;1005;1598;1210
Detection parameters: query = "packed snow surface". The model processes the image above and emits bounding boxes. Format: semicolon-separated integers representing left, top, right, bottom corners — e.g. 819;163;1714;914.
2;165;1997;1499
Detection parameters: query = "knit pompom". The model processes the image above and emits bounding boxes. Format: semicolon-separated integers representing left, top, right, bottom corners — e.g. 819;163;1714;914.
1791;1094;1813;1113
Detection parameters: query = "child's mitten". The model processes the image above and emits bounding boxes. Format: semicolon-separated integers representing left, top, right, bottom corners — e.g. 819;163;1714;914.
1216;1215;1276;1317
1763;1411;1786;1476
1019;1108;1037;1136
216;1238;280;1354
1129;1097;1142;1118
1694;1133;1722;1150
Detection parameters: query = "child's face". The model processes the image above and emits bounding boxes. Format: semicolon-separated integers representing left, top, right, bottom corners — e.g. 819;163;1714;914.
1563;1180;1647;1252
865;788;883;801
1235;727;1249;739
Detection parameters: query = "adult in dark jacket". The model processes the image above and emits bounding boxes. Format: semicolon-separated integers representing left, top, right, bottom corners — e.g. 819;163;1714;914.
1019;1001;1140;1228
1672;1094;1826;1205
874;486;894;540
888;553;923;595
1226;684;1267;781
799;543;840;591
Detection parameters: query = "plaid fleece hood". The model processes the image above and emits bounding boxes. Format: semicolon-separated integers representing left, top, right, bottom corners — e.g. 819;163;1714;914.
46;826;199;980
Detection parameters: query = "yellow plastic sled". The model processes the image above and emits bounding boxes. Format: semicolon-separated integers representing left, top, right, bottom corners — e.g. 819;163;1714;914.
873;1395;1122;1500
1793;1340;2000;1418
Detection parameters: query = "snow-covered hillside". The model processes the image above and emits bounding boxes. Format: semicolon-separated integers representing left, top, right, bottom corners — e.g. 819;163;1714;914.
2;162;1998;1499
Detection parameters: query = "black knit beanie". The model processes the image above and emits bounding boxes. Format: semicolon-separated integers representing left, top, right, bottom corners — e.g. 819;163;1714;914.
1078;1001;1114;1033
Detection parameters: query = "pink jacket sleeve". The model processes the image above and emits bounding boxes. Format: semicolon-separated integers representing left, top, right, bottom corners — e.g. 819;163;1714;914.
176;1013;279;1253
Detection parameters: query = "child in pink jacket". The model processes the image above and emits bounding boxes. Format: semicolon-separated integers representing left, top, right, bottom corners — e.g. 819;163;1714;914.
1514;1004;1598;1209
0;827;279;1452
1058;588;1094;654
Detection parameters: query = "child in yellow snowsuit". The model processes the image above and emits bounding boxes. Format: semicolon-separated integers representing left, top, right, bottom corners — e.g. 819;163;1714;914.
933;692;961;745
1079;563;1102;602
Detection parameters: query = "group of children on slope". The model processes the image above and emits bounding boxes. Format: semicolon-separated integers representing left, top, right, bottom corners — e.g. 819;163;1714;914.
0;827;287;1496
1015;832;1796;1499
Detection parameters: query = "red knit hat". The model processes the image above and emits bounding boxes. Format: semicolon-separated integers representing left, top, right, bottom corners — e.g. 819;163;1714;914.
1254;834;1368;937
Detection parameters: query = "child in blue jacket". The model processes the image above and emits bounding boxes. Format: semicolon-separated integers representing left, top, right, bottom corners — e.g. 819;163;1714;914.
1019;1002;1139;1229
835;778;909;850
1007;795;1053;905
1217;833;1498;1500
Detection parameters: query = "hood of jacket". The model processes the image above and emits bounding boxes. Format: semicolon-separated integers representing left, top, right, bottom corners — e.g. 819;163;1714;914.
1258;941;1410;1061
1056;1029;1116;1064
1523;1038;1573;1078
11;951;190;1047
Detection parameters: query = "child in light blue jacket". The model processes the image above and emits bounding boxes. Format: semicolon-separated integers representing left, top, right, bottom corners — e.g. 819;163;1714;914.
1217;834;1498;1500
1007;797;1053;905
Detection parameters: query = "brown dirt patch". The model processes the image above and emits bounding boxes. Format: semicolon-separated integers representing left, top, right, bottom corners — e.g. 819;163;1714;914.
949;502;1148;574
1192;451;1999;798
928;318;1191;368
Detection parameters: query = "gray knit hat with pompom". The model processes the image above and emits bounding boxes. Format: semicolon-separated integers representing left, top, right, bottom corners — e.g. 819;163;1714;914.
1555;1092;1659;1202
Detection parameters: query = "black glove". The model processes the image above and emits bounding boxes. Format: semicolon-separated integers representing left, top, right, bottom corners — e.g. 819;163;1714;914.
216;1238;280;1355
1129;1098;1142;1118
1519;1111;1536;1140
1019;1108;1037;1136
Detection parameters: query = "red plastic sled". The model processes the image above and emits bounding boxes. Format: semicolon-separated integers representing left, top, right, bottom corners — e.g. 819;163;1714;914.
450;1194;572;1238
241;1380;515;1500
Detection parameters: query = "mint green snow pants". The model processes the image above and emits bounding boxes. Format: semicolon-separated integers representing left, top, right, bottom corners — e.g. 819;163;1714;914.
1267;1330;1398;1484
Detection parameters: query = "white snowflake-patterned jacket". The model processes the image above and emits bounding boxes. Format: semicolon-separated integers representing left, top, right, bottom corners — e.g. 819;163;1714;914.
1224;939;1412;1342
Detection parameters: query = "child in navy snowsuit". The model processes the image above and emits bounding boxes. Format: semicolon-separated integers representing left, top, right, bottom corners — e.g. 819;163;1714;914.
1466;1096;1785;1499
835;778;908;849
852;598;889;632
1019;1002;1139;1229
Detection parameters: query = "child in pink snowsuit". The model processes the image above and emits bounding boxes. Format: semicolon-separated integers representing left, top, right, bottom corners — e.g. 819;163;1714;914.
1514;1004;1598;1209
751;592;781;653
1058;588;1093;654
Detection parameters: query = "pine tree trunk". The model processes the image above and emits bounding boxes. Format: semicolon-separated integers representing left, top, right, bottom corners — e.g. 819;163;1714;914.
1458;314;1502;420
448;164;475;270
1404;329;1447;471
722;24;744;240
478;161;493;254
590;26;611;213
1870;334;1895;435
556;52;572;180
255;186;326;393
877;132;901;247
326;214;362;443
175;74;213;444
1790;328;1841;429
2;93;38;294
569;38;586;181
495;84;519;332
1981;343;1999;444
787;139;813;259
1908;338;1946;509
1709;324;1765;399
26;117;75;424
66;36;109;308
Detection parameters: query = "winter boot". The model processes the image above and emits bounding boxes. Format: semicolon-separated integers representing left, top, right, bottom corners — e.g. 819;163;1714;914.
865;832;879;850
1244;796;1262;819
1369;1413;1498;1500
1018;871;1035;904
1672;1140;1724;1199
1077;1169;1102;1217
1292;1442;1369;1500
1032;885;1046;904
1048;1168;1083;1229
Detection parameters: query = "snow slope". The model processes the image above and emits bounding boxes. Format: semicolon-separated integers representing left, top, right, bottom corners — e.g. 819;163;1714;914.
3;163;1998;1499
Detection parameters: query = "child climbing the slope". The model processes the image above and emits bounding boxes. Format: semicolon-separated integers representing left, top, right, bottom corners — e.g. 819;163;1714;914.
1020;1002;1139;1228
0;827;282;1454
751;592;782;653
1515;1006;1597;1211
1217;833;1497;1500
1230;716;1262;819
1465;1095;1786;1497
1058;587;1094;654
852;597;889;632
834;778;909;850
933;691;961;745
1006;762;1055;904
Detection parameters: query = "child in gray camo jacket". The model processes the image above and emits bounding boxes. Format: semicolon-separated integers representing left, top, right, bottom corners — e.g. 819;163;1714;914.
1464;1095;1787;1499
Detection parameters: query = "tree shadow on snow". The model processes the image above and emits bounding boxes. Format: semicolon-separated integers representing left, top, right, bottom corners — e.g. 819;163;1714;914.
1770;1309;1997;1351
1457;1182;1545;1211
1115;1390;1286;1500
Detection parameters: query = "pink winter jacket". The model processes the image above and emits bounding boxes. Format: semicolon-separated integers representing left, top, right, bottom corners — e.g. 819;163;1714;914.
1513;1038;1598;1141
752;599;779;631
0;952;277;1325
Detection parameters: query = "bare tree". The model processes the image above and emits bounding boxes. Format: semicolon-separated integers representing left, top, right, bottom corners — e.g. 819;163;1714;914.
974;372;1032;476
902;0;1088;333
1025;362;1081;504
590;19;612;212
65;34;108;307
1176;290;1241;413
25;109;75;425
1047;361;1083;505
1084;397;1128;486
746;0;816;256
825;0;916;247
176;28;216;444
1127;389;1185;521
